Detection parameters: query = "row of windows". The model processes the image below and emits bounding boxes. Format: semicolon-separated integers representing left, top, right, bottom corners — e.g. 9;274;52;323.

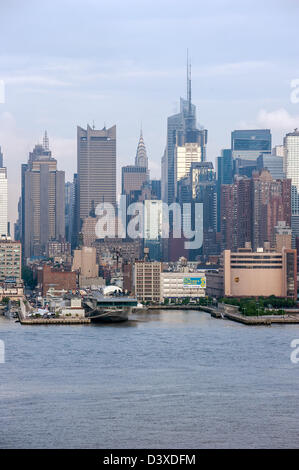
231;266;282;269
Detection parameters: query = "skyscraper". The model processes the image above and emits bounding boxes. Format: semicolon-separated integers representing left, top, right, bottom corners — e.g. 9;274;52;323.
283;129;299;244
217;149;233;231
284;129;299;212
77;125;116;233
174;142;202;198
0;167;8;237
135;129;148;172
23;133;65;258
231;129;272;161
0;147;8;237
121;166;148;198
190;162;217;257
162;59;207;205
220;171;291;251
65;181;75;243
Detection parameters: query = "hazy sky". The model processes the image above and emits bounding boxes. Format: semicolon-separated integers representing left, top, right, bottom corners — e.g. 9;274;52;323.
1;0;299;226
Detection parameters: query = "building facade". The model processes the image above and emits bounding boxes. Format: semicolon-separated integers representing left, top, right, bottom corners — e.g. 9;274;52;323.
0;167;8;237
160;271;206;301
222;247;297;300
0;237;21;282
77;125;116;234
23;136;65;259
220;170;291;252
134;261;162;303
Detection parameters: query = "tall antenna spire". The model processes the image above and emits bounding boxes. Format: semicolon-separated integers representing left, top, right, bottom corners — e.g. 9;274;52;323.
186;48;189;102
187;49;192;113
43;130;49;151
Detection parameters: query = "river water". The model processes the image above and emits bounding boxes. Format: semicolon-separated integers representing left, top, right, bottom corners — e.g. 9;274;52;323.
1;309;299;449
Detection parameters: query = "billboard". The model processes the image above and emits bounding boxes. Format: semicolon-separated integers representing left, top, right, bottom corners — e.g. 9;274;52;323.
183;277;206;288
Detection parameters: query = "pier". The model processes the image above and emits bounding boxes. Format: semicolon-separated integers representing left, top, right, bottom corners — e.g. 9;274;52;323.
19;317;91;325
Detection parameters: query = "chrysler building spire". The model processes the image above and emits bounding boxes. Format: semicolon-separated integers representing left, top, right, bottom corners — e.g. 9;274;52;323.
135;127;148;171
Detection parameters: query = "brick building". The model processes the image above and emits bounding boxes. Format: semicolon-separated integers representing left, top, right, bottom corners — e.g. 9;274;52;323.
220;170;291;251
42;265;76;296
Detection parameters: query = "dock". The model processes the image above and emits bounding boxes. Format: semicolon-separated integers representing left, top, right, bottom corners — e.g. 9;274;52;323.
18;299;91;324
19;317;91;325
199;305;299;325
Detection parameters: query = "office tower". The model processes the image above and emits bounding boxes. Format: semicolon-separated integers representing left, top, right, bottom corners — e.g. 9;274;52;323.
174;142;202;197
150;179;161;200
162;59;207;205
161;150;167;202
283;129;299;245
72;173;79;248
135;129;149;173
20;163;28;250
77;124;116;230
23;133;65;258
122;166;147;198
217;149;233;231
273;145;284;157
231;129;271;161
217;149;233;185
0;167;8;237
65;181;75;243
14;198;22;242
144;199;163;261
283;129;299;213
190;162;217;257
0;237;21;281
257;154;285;180
0;147;8;237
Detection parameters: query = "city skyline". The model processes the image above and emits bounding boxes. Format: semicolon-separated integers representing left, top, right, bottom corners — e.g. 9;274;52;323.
1;0;299;226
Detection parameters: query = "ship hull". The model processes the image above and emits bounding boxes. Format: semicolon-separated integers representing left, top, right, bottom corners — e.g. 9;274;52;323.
87;308;129;323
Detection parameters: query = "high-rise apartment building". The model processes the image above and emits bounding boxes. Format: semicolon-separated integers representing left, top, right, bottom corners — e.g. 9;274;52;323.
251;170;291;250
220;170;291;252
220;177;252;252
23;134;65;258
77;124;116;232
0;236;21;282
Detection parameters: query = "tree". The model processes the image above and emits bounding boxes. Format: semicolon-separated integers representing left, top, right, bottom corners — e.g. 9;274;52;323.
22;266;37;289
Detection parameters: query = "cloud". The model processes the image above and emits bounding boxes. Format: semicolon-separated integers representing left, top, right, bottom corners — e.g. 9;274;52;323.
256;108;299;131
193;61;268;78
4;75;70;87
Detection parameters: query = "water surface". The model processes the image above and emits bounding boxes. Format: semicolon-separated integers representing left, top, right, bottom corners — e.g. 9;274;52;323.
1;310;299;448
